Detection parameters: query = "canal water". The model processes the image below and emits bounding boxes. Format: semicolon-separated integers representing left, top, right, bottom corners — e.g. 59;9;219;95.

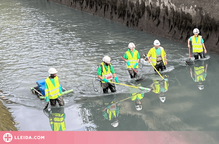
1;0;219;136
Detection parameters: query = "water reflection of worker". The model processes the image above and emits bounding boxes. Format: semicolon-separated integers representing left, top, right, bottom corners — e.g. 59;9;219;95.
130;92;144;111
43;107;66;131
190;61;208;90
150;78;169;102
102;100;120;128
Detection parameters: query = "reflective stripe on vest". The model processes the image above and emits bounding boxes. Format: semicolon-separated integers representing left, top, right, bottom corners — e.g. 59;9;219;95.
131;93;143;101
194;66;205;82
101;62;113;83
148;47;166;66
49;113;66;131
45;77;61;99
191;36;203;53
126;50;139;68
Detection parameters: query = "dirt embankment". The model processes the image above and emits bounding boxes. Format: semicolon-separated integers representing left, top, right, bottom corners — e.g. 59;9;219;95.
48;0;219;54
0;99;17;131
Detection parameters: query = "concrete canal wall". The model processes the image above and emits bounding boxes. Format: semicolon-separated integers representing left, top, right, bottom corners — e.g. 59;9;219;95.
48;0;219;54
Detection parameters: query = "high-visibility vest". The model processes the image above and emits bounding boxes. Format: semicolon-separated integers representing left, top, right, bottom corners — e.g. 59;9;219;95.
49;113;66;131
152;80;168;94
147;47;166;66
45;76;61;99
131;93;144;101
194;66;205;82
191;36;203;53
101;62;113;83
126;50;139;68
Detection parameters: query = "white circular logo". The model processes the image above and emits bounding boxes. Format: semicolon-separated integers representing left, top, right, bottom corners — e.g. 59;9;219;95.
3;133;13;143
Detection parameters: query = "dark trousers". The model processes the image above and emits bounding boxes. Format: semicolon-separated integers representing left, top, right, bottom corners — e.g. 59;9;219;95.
50;96;64;106
128;68;138;79
154;62;166;72
101;83;116;93
194;52;205;60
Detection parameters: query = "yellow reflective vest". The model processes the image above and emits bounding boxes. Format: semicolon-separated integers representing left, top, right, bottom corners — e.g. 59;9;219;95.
194;66;205;82
45;76;61;99
126;50;139;68
49;113;66;131
101;62;113;83
191;36;203;53
152;80;168;94
147;47;166;66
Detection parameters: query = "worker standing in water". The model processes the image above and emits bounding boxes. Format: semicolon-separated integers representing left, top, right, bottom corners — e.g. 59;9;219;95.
45;68;64;106
97;56;119;93
123;42;140;78
188;28;207;60
147;40;167;72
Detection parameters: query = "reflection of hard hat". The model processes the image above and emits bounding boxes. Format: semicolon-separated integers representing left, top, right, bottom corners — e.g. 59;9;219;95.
48;68;58;74
198;84;204;90
193;28;200;34
128;42;135;49
153;39;160;46
111;120;119;127
135;105;142;111
103;56;111;63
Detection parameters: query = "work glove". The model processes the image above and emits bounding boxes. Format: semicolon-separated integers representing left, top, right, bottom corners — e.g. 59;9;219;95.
126;61;130;66
46;97;50;103
102;78;109;83
114;77;119;83
133;62;138;69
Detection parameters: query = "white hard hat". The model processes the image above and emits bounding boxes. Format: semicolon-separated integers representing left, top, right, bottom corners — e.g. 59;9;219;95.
135;105;142;111
102;56;111;63
48;68;58;74
111;120;119;128
198;84;204;90
154;39;160;46
128;42;135;49
193;28;200;34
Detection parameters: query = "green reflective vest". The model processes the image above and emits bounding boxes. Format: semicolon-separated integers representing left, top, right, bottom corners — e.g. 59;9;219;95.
191;36;203;53
49;113;66;131
126;50;139;68
101;62;113;83
147;47;166;66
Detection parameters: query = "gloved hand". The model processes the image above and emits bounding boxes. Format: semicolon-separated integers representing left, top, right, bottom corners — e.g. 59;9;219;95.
114;77;119;83
126;61;130;66
164;78;168;81
133;62;138;69
46;97;50;103
102;78;109;83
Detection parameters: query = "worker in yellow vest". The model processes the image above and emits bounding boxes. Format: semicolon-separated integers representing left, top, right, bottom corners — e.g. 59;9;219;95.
147;40;167;71
97;56;119;93
45;68;64;106
190;61;208;90
43;107;66;131
188;28;207;60
123;42;140;78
